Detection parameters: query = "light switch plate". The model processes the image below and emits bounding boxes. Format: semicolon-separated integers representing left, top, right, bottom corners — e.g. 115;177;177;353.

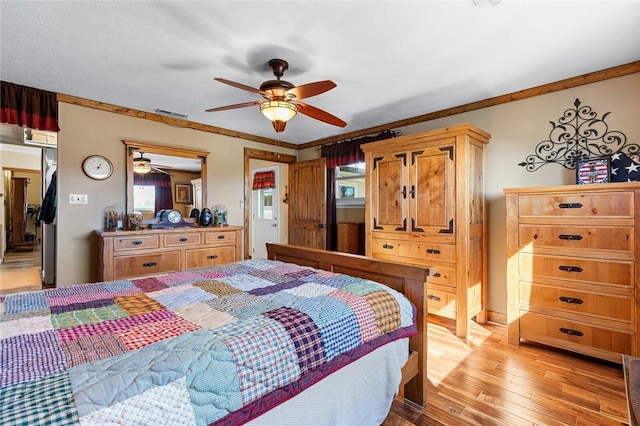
69;194;88;204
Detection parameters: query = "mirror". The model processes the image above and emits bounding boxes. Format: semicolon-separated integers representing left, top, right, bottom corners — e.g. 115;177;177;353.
124;140;208;220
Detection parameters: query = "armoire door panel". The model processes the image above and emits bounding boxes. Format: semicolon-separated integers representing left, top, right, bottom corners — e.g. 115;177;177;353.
372;154;408;232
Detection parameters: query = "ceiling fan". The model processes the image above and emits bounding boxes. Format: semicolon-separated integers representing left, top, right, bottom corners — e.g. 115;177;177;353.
206;58;347;133
133;152;169;175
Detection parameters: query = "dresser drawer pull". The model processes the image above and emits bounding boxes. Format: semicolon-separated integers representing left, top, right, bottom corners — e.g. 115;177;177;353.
382;243;394;249
426;249;441;255
558;202;583;209
179;237;188;242
142;262;157;268
559;296;584;305
433;272;442;278
558;234;583;241
131;240;143;246
559;327;584;337
558;265;583;273
427;294;442;302
207;255;218;260
217;235;225;240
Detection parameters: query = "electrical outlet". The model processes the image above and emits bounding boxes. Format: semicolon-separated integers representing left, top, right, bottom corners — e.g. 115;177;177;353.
69;194;88;204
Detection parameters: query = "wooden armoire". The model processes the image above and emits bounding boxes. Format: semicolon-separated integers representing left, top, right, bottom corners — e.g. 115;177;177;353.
362;124;490;338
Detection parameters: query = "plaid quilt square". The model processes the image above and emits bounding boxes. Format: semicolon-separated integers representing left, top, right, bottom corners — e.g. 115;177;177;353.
115;315;201;350
0;330;66;387
364;290;401;334
264;307;325;374
0;372;79;425
193;279;242;297
113;293;165;316
60;333;127;367
329;289;379;343
3;291;48;315
51;304;128;329
132;277;170;293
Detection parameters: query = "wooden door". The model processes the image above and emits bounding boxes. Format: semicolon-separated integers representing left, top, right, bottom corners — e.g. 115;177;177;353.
10;177;28;245
410;143;456;235
288;158;326;249
370;152;409;232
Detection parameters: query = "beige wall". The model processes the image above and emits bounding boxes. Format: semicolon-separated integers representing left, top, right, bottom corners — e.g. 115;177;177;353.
300;73;640;316
57;104;296;286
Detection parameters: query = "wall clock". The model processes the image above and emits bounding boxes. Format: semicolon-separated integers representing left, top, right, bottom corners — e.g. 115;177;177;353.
82;155;114;180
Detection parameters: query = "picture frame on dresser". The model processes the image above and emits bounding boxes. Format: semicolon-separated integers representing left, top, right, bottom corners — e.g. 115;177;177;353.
576;156;610;184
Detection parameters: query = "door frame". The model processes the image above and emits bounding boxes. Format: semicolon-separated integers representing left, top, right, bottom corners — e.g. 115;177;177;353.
243;148;296;260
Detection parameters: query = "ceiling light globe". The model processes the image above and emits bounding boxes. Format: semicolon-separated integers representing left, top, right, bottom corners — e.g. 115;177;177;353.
259;101;297;123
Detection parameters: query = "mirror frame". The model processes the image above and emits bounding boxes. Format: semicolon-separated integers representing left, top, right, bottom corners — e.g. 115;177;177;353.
123;140;208;215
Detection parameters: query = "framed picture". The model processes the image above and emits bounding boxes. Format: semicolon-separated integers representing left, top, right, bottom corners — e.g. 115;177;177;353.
576;157;610;185
175;183;192;203
339;185;355;198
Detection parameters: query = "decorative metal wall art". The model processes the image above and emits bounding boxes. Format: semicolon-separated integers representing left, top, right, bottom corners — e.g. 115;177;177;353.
519;98;637;171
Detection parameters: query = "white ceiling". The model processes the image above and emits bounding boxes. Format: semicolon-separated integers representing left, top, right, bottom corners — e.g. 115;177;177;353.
1;1;639;146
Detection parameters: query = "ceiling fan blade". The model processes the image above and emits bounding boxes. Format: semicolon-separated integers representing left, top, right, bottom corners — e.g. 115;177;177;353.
205;100;261;112
295;102;347;128
214;78;269;97
286;80;336;100
272;120;287;133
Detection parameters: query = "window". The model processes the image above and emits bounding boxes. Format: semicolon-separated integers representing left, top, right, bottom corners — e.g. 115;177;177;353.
336;162;365;207
258;188;274;219
133;185;155;212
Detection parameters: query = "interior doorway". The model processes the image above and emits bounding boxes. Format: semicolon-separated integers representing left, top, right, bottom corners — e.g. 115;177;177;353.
243;148;297;260
251;167;280;259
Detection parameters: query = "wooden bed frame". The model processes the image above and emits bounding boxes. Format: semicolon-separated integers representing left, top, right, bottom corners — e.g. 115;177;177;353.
267;243;431;407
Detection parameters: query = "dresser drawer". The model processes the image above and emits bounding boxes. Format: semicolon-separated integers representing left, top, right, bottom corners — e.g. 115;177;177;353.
426;288;456;319
113;252;180;279
428;263;457;287
520;311;633;356
113;235;160;252
519;225;634;253
518;252;633;288
371;238;456;263
518;191;634;218
185;247;236;269
164;233;201;247
519;282;634;323
205;230;237;245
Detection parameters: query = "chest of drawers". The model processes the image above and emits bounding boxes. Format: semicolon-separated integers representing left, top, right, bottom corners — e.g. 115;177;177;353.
96;226;243;281
505;183;640;362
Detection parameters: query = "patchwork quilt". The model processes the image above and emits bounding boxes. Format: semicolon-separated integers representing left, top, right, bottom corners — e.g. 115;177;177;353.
0;259;416;425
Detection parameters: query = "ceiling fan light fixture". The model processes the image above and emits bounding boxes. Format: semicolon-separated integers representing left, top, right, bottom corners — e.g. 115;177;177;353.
259;100;297;123
133;153;152;174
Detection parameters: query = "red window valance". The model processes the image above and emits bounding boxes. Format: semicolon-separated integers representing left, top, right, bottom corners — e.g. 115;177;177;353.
1;81;60;132
252;171;276;190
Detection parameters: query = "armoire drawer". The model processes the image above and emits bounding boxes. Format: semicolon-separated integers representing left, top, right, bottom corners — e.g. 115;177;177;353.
427;263;457;288
518;252;633;288
519;311;633;356
518;225;634;253
519;282;634;323
205;230;237;244
518;191;634;218
164;233;202;247
370;238;456;263
113;252;181;279
113;235;160;251
185;246;236;269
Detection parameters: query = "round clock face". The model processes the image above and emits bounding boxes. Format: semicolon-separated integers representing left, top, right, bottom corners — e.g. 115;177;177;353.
83;155;113;180
164;209;183;224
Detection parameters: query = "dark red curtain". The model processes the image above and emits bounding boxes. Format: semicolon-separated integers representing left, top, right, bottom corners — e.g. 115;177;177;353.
133;172;173;213
1;81;60;131
252;171;276;189
321;130;400;251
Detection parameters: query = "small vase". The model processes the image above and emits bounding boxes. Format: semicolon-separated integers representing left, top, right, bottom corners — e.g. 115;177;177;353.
199;208;212;227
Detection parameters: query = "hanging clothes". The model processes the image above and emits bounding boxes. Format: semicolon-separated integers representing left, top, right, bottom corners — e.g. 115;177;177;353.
39;170;57;224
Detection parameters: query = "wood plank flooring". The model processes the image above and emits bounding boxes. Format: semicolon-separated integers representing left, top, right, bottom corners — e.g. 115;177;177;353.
0;245;42;293
385;318;628;426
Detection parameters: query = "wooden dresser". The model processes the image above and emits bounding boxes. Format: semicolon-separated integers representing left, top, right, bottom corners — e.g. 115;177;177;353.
96;226;243;281
362;124;490;338
505;183;640;362
337;222;365;255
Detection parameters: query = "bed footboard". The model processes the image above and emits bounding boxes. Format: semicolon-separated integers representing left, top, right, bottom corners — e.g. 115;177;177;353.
267;243;431;407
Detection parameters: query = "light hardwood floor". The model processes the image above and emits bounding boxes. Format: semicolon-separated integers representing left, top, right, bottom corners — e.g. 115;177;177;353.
0;244;42;293
384;318;629;426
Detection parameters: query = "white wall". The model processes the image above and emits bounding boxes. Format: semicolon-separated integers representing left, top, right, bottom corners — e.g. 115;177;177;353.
300;73;640;317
